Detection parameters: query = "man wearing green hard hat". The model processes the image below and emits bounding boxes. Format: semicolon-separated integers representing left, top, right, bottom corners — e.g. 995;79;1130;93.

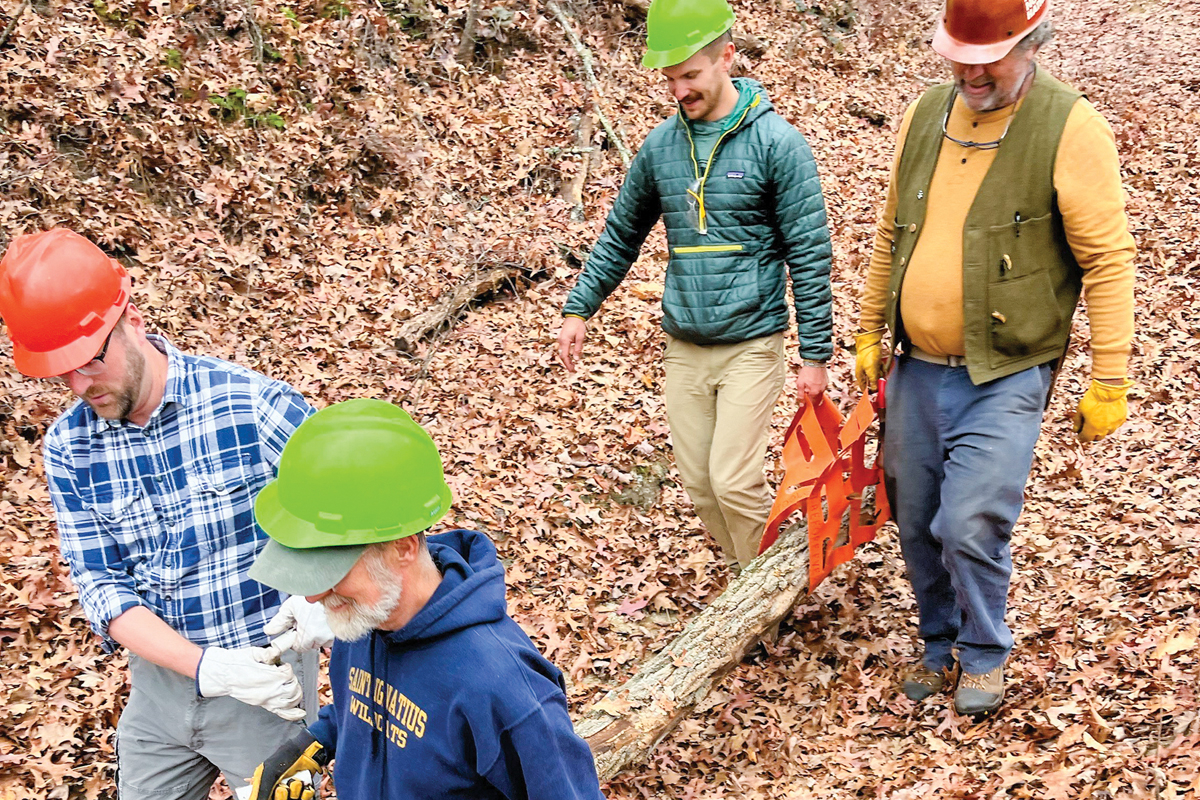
246;399;606;800
557;0;833;572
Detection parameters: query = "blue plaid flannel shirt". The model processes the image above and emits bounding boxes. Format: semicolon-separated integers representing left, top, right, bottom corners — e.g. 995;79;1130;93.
43;336;315;650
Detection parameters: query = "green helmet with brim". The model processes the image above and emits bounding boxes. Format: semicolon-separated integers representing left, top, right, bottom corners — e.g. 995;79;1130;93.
642;0;736;69
249;398;452;597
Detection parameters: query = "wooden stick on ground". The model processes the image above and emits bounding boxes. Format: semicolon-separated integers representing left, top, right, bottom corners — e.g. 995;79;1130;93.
573;492;872;782
0;0;31;49
393;265;524;353
543;0;633;170
562;107;596;222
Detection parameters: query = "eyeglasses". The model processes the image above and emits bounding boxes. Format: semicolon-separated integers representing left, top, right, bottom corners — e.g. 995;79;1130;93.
685;179;707;234
941;89;1017;151
73;325;117;377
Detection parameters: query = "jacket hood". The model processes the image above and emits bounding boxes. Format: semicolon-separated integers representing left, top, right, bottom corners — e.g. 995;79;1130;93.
678;77;773;131
381;528;508;646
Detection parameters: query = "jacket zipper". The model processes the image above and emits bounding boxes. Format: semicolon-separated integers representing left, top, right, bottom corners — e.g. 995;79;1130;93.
683;95;760;236
672;244;744;254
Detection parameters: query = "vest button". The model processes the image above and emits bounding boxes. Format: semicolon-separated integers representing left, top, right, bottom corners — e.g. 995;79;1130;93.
907;223;917;233
899;257;907;266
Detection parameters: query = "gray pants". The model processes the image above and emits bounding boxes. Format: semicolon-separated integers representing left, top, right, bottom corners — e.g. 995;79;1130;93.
117;651;318;799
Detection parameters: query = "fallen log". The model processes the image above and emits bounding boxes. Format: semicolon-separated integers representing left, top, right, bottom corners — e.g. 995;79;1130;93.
393;265;525;353
575;491;871;782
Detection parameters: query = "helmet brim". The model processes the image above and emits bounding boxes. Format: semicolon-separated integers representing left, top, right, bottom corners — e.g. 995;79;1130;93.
643;41;707;69
931;20;1028;64
249;537;367;597
253;478;452;549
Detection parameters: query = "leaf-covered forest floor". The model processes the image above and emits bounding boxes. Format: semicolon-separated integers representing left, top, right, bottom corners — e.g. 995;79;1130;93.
1;0;1197;797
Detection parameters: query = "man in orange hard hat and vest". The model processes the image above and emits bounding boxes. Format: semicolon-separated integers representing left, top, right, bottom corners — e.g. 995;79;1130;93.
855;0;1136;718
0;229;336;798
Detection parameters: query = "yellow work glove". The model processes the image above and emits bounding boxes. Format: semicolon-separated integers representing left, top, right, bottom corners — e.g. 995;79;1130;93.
1073;378;1133;442
854;328;885;391
267;779;315;800
249;729;328;800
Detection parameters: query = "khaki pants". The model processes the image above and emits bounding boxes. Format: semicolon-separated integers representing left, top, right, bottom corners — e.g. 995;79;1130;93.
117;651;318;799
664;332;786;568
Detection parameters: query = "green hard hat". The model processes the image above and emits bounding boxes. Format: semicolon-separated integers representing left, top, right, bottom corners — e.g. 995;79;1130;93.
249;399;452;596
642;0;736;69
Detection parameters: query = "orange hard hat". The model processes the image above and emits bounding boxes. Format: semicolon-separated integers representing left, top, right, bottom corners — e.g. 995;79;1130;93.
0;229;131;378
932;0;1050;64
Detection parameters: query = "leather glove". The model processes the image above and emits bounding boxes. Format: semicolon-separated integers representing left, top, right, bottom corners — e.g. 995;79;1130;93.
265;596;335;653
1074;378;1133;442
269;780;316;800
196;646;305;721
249;728;330;800
854;328;885;391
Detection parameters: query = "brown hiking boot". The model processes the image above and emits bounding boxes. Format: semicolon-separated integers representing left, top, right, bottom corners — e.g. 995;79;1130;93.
901;663;954;702
954;665;1004;719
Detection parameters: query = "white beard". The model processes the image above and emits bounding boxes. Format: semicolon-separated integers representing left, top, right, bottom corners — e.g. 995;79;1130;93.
323;554;404;641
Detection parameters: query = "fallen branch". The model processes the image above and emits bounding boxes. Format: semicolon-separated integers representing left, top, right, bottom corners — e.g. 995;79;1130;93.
243;0;265;65
847;101;887;127
0;0;31;49
562;107;595;222
456;0;482;64
393;265;525;353
543;0;632;170
575;491;873;781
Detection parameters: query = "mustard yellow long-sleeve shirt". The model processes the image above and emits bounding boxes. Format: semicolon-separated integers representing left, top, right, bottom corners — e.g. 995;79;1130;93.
859;90;1136;379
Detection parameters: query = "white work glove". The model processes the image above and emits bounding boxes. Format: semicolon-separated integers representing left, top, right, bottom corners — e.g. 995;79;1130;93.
264;596;335;653
196;645;306;721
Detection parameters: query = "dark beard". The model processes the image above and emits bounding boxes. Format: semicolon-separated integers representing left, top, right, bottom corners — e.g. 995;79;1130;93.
113;341;145;421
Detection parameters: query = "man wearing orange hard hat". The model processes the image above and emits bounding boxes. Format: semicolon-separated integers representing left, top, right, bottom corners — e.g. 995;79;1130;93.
0;229;336;798
855;0;1135;718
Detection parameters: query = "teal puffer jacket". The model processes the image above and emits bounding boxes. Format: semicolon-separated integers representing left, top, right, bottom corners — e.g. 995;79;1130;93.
563;79;832;359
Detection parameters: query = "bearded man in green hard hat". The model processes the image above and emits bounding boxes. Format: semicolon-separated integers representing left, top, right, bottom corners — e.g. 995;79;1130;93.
557;0;834;572
246;399;606;800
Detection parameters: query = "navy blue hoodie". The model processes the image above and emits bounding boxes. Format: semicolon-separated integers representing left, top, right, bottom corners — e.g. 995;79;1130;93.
308;529;605;799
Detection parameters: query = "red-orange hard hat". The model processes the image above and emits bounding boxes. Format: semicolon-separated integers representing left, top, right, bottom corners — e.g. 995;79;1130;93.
0;229;131;377
932;0;1049;64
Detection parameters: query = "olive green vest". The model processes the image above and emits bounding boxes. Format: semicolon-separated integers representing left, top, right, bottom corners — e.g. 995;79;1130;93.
885;69;1084;385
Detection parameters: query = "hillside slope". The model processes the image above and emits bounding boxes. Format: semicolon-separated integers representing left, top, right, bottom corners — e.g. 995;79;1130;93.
2;0;1198;797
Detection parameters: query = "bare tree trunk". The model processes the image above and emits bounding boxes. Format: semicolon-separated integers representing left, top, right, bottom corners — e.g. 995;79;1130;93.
457;0;482;64
574;492;873;782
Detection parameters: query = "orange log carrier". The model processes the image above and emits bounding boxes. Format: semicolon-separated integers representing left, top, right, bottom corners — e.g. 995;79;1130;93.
758;390;892;592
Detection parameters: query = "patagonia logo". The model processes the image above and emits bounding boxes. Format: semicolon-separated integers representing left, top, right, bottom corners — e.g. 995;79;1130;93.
726;170;745;179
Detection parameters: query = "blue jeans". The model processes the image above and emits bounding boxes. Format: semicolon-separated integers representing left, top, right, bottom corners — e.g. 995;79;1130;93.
883;357;1051;674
